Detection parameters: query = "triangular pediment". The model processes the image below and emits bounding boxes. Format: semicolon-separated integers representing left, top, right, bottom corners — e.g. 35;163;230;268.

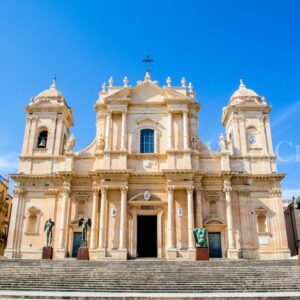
130;82;166;103
104;87;131;101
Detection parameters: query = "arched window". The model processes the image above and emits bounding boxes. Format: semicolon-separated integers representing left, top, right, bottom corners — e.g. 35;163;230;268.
140;129;154;153
37;130;48;148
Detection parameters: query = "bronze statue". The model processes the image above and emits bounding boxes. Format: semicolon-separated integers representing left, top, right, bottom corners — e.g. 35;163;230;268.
44;218;55;247
193;228;208;247
79;217;91;247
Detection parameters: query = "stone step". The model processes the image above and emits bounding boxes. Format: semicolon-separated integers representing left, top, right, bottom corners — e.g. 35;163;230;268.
0;259;299;299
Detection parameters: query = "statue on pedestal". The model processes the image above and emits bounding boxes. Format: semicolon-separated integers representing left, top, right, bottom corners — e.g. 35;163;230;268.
193;228;208;247
42;218;55;259
44;218;55;247
193;228;209;260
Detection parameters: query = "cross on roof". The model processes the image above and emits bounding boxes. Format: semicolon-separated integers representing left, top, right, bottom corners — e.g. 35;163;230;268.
142;55;154;73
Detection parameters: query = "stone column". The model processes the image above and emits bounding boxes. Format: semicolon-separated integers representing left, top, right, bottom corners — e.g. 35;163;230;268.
105;111;112;151
183;109;190;150
90;186;99;249
239;116;247;154
270;187;290;257
224;179;237;258
4;188;25;259
98;186;107;249
264;115;274;154
258;116;267;154
119;186;128;250
167;109;173;150
167;186;175;249
232;115;241;154
187;186;195;249
121;110;127;151
196;187;203;228
58;181;71;249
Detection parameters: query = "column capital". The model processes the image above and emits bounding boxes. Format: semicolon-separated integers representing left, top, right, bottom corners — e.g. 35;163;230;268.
223;179;232;193
121;109;128;114
13;188;26;197
44;189;59;198
186;186;194;194
166;186;174;194
101;186;108;195
182;108;189;114
270;186;282;198
92;187;100;194
120;186;128;194
63;181;71;194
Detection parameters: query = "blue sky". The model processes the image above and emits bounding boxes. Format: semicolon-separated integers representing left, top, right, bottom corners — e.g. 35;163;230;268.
0;0;299;198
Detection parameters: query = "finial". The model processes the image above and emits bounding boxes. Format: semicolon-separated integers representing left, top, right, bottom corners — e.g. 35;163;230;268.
145;71;151;81
166;76;171;87
101;82;107;92
188;82;193;92
239;78;245;88
108;76;113;87
181;77;186;87
123;76;129;87
51;75;57;89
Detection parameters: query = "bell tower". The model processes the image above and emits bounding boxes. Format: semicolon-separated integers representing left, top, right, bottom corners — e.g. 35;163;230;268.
20;80;73;172
222;80;276;173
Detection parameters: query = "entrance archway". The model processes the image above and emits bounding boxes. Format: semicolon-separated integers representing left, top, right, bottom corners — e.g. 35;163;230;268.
204;218;226;258
137;215;157;257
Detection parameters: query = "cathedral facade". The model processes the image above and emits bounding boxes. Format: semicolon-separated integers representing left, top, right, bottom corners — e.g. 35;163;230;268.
5;73;290;260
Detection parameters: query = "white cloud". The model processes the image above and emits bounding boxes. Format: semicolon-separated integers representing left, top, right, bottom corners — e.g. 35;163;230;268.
0;153;19;176
282;188;300;200
272;99;300;127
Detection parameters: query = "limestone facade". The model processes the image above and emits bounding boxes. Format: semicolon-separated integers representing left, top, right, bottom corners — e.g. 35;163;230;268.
5;74;290;260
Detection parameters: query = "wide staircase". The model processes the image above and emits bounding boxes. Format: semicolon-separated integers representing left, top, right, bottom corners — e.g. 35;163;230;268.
0;259;299;299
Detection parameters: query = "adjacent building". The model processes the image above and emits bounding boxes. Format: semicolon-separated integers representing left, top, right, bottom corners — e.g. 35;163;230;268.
5;73;290;260
0;175;12;256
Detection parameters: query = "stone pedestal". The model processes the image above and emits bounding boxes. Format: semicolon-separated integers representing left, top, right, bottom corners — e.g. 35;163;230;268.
77;247;89;260
298;248;300;266
96;248;106;259
196;247;209;260
188;248;196;260
42;246;53;260
227;249;239;259
166;248;177;260
116;249;128;260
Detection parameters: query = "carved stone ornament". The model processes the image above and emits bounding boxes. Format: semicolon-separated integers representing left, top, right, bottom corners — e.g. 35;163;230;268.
95;134;105;152
64;135;76;153
143;190;151;201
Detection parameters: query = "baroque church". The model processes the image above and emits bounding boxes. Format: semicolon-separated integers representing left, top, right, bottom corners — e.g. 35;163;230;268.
5;72;290;260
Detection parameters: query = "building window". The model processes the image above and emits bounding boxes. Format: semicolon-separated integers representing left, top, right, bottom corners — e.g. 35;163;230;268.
257;215;267;233
255;207;270;234
140;129;154;153
37;130;48;148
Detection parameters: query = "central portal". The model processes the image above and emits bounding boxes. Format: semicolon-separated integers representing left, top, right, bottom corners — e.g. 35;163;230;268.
137;215;157;258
